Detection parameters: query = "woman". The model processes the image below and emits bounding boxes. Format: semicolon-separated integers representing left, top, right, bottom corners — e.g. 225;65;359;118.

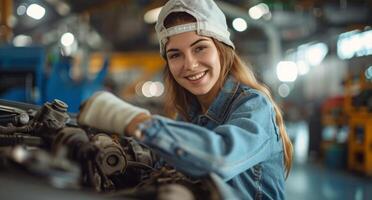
78;0;292;199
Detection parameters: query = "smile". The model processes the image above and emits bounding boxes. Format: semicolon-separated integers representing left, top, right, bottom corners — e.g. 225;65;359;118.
186;71;207;81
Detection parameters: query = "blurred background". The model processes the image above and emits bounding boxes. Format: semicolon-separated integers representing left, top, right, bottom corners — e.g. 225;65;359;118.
0;0;371;199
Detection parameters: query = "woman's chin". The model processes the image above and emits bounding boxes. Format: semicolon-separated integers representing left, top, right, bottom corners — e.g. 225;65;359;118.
188;88;211;96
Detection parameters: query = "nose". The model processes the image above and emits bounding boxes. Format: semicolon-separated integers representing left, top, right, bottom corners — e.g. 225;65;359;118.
184;52;198;70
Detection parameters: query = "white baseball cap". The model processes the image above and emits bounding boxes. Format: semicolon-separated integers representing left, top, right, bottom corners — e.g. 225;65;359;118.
155;0;235;56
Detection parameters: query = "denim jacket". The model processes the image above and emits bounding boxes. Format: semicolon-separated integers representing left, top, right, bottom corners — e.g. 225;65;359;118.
139;75;286;199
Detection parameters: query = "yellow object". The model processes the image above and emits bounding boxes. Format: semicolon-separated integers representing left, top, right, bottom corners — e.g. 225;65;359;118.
0;0;13;42
89;52;165;98
344;72;372;175
344;73;372;115
89;52;164;73
348;115;372;175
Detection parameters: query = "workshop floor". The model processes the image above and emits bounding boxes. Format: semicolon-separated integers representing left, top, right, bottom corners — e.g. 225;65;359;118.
285;162;372;200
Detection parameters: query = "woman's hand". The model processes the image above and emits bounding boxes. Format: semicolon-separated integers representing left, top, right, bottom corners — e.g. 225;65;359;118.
125;113;152;139
77;91;150;137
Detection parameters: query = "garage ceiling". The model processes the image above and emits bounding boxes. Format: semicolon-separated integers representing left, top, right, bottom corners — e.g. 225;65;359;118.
10;0;371;52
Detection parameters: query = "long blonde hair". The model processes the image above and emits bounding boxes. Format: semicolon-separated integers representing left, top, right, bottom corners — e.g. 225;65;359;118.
162;12;292;178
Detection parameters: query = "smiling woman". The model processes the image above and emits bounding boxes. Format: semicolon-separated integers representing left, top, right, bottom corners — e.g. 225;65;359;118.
165;32;222;108
77;0;293;199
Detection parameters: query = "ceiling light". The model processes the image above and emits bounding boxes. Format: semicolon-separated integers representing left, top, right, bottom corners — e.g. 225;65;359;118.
13;35;32;47
26;4;46;20
56;2;71;16
142;81;153;97
276;61;298;82
336;30;372;59
60;32;75;47
141;81;164;97
296;60;310;75
152;81;164;97
249;3;270;20
305;43;328;66
17;5;27;16
278;83;290;98
232;18;247;32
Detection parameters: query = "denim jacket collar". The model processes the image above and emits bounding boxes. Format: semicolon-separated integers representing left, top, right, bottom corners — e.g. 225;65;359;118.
188;75;240;123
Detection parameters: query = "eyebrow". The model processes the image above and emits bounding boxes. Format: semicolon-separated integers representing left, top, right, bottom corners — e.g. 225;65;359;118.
166;38;209;54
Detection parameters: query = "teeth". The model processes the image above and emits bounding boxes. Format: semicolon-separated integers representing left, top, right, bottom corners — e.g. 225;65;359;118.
187;71;206;81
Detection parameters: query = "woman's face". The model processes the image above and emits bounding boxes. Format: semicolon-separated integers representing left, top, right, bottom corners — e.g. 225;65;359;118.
165;31;221;96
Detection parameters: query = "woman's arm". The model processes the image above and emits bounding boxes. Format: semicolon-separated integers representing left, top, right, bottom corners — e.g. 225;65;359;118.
125;113;152;139
136;92;280;181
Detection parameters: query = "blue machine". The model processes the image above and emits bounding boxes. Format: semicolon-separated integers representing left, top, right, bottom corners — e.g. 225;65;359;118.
45;56;109;112
0;46;109;113
0;46;45;104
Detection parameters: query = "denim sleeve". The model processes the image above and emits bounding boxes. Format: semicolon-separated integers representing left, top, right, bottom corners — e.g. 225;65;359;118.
139;91;277;181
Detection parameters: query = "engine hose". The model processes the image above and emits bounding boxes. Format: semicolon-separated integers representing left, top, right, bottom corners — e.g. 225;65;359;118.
0;134;43;146
0;125;32;134
0;113;29;125
0;114;17;122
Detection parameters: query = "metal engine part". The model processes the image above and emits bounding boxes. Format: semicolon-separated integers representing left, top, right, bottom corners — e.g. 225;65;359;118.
91;134;127;177
0;105;29;125
51;127;129;191
52;128;129;176
33;99;70;134
0;98;226;199
51;127;90;158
